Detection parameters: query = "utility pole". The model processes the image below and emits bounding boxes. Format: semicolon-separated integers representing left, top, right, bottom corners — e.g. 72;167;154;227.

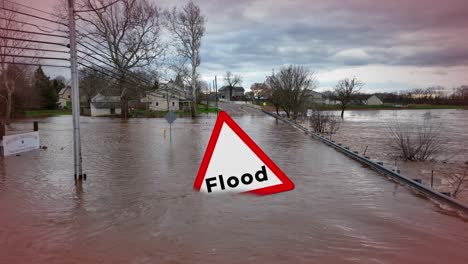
68;0;84;181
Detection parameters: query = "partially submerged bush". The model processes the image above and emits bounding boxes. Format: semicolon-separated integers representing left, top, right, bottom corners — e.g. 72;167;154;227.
309;109;341;134
388;112;443;161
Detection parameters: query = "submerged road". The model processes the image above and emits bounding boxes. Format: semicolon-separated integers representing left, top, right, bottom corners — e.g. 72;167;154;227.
0;104;467;263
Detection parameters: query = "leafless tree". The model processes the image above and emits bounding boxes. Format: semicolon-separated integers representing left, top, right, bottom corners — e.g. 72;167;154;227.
79;66;111;105
388;112;444;161
447;164;468;198
266;65;316;119
335;77;364;118
250;82;271;100
223;71;242;101
309;109;341;134
166;1;206;117
75;0;166;119
0;0;35;124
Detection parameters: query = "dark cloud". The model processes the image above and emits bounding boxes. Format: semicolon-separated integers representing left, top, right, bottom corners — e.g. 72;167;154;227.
195;0;468;74
25;0;468;88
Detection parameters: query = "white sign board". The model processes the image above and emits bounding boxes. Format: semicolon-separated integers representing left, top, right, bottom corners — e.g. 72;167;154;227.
1;131;40;156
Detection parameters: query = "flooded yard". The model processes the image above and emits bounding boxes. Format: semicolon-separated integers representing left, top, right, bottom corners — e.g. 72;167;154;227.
1;113;468;263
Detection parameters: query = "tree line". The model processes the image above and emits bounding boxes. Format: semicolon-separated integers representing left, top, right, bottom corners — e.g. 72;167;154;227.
0;64;66;124
1;0;206;123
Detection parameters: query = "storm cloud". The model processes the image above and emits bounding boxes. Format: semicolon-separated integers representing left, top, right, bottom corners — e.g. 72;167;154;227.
27;0;468;91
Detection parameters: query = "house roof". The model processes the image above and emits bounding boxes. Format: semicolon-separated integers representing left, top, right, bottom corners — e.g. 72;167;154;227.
219;86;245;92
91;93;120;103
58;86;71;95
367;95;383;101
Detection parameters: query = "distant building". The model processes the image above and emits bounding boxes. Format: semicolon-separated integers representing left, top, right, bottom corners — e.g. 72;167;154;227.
366;95;383;105
90;93;121;116
57;86;71;108
218;86;245;100
325;99;341;105
307;90;324;105
250;83;270;99
141;82;191;111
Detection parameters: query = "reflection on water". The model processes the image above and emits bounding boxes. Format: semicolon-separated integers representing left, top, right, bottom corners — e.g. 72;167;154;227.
1;114;467;263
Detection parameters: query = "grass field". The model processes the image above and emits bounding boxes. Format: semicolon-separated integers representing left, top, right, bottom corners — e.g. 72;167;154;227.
316;104;464;110
23;109;72;117
129;104;219;118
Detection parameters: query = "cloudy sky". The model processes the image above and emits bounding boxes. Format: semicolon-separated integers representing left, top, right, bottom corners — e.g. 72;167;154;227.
23;0;468;92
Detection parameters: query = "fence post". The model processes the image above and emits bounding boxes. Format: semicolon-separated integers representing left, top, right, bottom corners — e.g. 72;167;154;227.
0;122;5;157
431;170;434;188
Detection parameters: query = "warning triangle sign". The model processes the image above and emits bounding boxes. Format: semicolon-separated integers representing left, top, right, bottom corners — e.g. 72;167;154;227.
194;111;294;195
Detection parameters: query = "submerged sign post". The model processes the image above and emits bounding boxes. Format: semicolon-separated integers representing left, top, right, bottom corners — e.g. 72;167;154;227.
194;111;294;195
1;131;40;156
165;111;176;140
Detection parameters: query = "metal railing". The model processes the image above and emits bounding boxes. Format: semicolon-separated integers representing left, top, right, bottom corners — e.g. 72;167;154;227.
262;110;468;214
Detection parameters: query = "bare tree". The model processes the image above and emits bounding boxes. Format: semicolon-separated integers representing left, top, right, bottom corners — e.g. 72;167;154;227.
335;77;364;118
166;1;206;117
0;0;35;124
79;66;111;105
309;109;341;134
447;164;468;198
388;112;444;161
250;82;270;100
223;71;242;101
76;0;166;119
266;65;316;119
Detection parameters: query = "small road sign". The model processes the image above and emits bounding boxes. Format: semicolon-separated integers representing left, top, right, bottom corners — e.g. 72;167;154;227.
165;111;177;124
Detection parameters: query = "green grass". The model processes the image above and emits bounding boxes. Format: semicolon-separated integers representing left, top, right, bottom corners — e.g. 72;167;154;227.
316;104;464;110
130;109;192;118
129;105;219;118
23;109;72;117
406;104;464;110
197;104;219;113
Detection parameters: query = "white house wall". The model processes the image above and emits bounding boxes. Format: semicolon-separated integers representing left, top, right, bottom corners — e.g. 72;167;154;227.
90;104;122;116
149;99;180;111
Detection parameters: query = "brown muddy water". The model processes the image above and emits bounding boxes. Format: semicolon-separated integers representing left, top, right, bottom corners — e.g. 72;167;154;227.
1;113;468;264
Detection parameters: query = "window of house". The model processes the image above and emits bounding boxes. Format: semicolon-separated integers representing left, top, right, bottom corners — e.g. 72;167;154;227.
156;102;159;106
172;102;175;106
110;108;115;114
68;95;71;99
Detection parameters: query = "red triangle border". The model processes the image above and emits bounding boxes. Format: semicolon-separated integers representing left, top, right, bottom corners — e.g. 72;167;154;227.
194;111;295;195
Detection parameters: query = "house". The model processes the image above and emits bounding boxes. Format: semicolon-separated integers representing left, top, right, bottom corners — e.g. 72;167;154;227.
57;86;71;108
324;99;342;105
218;86;245;100
90;93;121;116
141;82;191;111
307;90;324;105
366;95;383;105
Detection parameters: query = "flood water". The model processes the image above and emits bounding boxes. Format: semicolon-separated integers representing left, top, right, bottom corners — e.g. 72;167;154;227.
1;112;468;263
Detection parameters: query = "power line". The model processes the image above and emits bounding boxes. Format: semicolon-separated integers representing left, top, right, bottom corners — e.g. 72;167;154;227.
0;26;68;39
0;45;69;54
77;42;158;88
2;54;69;61
0;36;68;47
1;61;69;68
0;16;64;34
75;0;121;13
76;30;181;89
2;0;59;18
0;6;67;27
